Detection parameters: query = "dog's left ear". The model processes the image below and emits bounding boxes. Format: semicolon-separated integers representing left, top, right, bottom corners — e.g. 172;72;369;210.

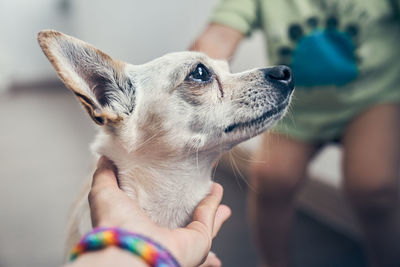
37;30;135;125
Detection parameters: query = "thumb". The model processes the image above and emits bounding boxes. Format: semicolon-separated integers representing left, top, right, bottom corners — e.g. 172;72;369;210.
191;183;224;234
91;156;119;191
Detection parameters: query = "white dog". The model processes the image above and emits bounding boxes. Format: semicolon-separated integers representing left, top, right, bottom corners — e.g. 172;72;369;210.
37;30;294;263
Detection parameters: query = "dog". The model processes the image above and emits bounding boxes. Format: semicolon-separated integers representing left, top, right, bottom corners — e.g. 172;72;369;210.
37;30;294;263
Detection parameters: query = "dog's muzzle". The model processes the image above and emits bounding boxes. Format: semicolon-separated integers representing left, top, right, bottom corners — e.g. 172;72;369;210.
224;66;294;134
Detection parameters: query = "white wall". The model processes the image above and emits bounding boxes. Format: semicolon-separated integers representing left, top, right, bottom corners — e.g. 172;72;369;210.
71;0;267;71
1;0;267;85
0;0;73;83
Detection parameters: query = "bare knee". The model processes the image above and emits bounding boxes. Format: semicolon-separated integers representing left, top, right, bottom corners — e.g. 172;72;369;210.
344;170;399;216
250;162;306;201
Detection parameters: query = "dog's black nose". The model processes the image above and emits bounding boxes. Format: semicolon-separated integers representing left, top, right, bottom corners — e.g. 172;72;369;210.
264;65;293;84
262;65;294;96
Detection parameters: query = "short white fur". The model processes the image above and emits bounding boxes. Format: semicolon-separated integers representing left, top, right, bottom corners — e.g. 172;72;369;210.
37;30;294;257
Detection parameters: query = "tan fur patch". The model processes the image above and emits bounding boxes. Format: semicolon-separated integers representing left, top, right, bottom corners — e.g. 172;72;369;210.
177;83;206;106
135;112;177;160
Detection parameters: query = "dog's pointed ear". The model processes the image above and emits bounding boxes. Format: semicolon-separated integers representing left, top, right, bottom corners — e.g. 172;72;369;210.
37;30;135;125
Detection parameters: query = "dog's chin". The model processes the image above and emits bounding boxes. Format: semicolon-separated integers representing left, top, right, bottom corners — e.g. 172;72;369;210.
224;110;286;148
224;99;290;136
253;109;286;133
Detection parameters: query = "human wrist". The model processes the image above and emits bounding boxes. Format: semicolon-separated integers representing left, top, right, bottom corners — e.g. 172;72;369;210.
70;227;181;267
67;247;148;267
191;23;242;59
114;225;190;267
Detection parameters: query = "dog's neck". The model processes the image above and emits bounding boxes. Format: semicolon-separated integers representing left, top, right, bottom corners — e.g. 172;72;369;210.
92;131;218;228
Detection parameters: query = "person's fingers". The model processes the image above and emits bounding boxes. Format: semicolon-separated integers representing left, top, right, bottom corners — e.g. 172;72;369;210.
165;184;227;267
183;183;224;256
89;156;120;226
91;156;119;191
212;204;231;238
192;183;223;233
198;252;222;267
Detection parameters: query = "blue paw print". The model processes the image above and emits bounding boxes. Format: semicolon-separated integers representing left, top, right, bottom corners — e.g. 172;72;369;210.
278;16;359;87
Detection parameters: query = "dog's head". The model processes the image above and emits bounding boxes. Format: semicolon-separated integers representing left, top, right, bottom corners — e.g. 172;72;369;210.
38;30;293;158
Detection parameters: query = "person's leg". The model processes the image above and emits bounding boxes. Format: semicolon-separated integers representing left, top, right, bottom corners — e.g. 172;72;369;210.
248;133;318;267
342;103;400;267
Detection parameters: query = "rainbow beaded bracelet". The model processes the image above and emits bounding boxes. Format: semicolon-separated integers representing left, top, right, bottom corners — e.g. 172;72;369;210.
70;227;180;267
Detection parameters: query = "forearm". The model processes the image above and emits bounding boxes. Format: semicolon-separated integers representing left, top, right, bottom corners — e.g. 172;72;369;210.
64;247;148;267
190;23;244;60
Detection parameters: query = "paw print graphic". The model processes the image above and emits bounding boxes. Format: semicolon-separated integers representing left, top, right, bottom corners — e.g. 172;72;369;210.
277;16;360;87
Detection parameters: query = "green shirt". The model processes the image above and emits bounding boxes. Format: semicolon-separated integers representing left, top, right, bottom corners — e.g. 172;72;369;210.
211;0;400;142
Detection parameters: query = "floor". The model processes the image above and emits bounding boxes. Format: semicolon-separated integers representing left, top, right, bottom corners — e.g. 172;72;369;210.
0;84;365;267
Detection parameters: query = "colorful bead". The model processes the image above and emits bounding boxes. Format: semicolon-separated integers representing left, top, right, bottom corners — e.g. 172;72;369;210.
70;227;180;267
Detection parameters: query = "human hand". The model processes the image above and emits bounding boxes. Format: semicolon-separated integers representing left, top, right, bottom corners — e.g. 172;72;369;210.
88;156;231;267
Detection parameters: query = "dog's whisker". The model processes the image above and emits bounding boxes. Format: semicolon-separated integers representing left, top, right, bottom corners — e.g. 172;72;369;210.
229;150;257;193
211;158;220;181
196;147;200;172
132;131;163;152
230;148;263;164
228;151;244;192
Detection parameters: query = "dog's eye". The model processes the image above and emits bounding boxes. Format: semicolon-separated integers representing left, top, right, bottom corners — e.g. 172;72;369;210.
188;64;212;82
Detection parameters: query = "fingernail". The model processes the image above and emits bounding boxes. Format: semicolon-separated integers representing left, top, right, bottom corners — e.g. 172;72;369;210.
97;156;118;176
209;183;218;194
97;156;103;167
97;156;108;167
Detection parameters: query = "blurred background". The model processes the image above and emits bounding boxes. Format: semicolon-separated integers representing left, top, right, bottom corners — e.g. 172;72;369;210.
0;1;366;266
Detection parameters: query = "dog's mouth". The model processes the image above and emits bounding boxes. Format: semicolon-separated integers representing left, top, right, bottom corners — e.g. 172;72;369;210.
224;100;289;134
